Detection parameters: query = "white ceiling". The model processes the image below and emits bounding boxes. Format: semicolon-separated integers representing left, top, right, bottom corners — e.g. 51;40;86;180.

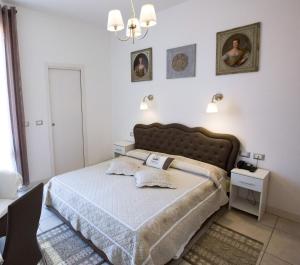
4;0;188;28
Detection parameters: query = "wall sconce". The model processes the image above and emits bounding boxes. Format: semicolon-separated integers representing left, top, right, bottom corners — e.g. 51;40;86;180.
140;95;154;110
206;93;223;113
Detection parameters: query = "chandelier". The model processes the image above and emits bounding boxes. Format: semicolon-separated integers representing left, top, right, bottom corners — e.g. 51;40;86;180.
107;0;157;43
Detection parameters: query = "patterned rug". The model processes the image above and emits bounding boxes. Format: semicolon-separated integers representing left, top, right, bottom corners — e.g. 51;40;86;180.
37;222;263;265
38;223;107;265
182;223;263;265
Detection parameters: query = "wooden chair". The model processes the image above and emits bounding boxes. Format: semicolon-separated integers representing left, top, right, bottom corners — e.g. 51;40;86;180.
0;183;44;265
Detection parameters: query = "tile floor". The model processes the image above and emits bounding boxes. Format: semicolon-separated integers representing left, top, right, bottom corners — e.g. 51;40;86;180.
38;207;300;265
217;209;300;265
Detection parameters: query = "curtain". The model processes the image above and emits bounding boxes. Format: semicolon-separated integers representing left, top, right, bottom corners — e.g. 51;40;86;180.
0;6;29;185
0;9;16;173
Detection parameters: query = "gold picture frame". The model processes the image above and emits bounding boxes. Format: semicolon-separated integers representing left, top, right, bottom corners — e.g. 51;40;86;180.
216;22;260;75
131;48;152;82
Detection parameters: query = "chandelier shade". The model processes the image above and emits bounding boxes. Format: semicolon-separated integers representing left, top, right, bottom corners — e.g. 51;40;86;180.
126;18;142;38
140;4;157;27
107;10;124;32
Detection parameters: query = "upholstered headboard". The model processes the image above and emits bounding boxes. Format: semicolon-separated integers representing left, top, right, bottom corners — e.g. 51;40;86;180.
133;123;240;173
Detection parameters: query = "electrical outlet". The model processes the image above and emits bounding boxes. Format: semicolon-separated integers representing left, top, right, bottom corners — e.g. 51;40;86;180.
239;151;251;158
253;153;265;160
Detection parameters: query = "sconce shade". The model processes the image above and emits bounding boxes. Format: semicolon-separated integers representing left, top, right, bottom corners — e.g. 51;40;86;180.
140;4;157;28
206;102;218;113
126;18;142;37
107;10;124;31
140;101;148;110
140;95;154;110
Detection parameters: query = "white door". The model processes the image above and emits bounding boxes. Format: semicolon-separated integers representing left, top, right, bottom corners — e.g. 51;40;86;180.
49;68;85;175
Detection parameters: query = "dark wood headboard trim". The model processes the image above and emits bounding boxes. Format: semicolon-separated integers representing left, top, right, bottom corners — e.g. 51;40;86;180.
133;123;240;173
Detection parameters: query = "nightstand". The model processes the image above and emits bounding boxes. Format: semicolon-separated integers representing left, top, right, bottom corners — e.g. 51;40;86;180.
113;141;135;157
229;168;270;221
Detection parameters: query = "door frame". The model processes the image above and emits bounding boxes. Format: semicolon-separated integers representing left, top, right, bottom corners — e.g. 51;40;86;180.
45;64;89;177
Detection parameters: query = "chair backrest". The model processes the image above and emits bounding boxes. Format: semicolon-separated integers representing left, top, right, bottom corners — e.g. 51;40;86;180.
2;183;44;265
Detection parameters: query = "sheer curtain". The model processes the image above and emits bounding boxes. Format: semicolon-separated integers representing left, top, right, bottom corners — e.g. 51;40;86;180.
0;16;16;172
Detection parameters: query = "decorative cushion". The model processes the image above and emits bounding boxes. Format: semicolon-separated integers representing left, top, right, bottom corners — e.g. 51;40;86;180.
144;154;174;170
134;168;175;188
0;170;22;199
106;157;140;176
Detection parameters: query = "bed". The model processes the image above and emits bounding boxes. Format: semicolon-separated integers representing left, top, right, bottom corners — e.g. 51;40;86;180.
44;123;240;265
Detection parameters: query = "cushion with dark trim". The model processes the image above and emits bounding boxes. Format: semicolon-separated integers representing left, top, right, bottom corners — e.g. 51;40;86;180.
144;154;174;170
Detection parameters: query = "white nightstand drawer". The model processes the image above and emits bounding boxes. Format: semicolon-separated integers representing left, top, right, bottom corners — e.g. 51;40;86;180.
113;145;126;155
113;141;135;157
231;172;262;192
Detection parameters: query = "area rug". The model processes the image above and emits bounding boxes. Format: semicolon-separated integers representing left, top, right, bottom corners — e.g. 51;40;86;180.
37;223;107;265
182;223;263;265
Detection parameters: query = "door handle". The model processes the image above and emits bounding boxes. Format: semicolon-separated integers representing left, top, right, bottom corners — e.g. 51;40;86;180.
52;123;56;126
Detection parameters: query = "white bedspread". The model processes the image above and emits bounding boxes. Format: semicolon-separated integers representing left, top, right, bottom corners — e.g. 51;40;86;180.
45;156;228;265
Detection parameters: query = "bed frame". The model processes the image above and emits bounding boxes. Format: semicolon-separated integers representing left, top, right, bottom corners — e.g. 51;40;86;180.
47;123;240;264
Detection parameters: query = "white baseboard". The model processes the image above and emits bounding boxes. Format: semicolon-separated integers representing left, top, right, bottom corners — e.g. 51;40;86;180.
267;206;300;223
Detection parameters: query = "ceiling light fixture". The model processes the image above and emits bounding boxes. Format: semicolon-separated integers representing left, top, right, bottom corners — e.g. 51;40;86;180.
107;0;157;44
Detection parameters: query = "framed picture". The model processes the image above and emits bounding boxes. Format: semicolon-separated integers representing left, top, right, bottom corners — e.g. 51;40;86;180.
216;22;260;75
167;44;196;79
131;48;152;82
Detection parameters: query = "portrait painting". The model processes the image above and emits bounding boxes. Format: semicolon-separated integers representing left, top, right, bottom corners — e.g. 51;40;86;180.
216;23;260;75
167;44;196;79
131;48;152;82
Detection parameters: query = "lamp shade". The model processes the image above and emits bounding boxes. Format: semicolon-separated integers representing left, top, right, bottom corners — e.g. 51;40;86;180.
140;101;148;110
140;4;157;27
126;18;142;37
107;10;124;31
206;102;218;113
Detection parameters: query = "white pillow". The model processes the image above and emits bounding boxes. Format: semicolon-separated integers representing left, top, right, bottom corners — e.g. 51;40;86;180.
106;157;140;176
126;149;150;161
145;154;174;170
0;170;22;199
171;156;227;188
135;168;175;188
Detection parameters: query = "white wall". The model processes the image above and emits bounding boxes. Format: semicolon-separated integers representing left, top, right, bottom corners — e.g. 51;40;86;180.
16;7;112;183
111;0;300;219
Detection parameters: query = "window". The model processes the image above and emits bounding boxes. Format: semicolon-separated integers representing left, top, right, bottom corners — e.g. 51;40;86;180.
0;25;16;171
